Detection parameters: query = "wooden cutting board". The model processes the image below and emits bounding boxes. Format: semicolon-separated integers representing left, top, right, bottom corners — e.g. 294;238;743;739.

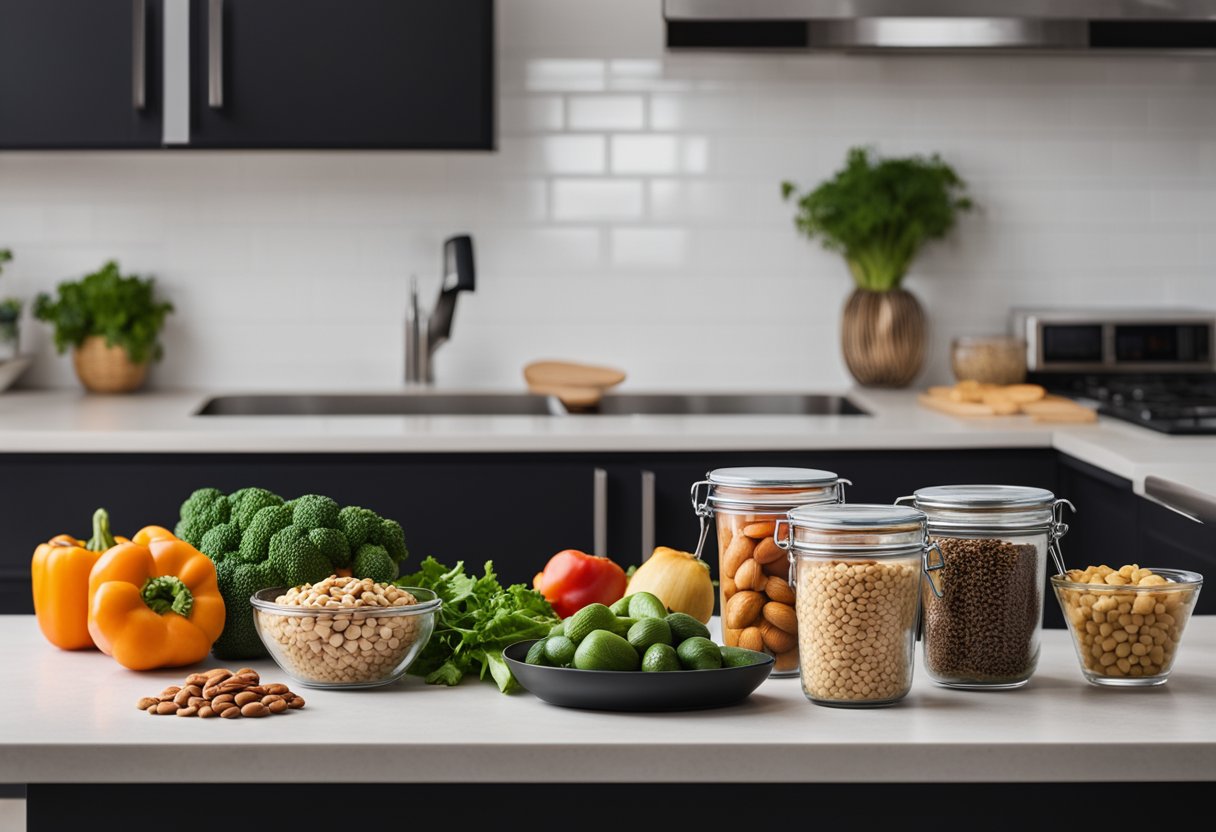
918;392;1097;423
524;361;626;409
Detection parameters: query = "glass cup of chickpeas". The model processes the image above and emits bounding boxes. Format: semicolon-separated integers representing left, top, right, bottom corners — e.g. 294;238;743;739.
1052;565;1202;687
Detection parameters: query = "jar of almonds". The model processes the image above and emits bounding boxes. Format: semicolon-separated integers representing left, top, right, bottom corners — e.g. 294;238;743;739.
776;503;944;707
691;467;848;676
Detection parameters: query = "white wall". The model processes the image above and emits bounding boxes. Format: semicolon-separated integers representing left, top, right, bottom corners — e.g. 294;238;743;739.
2;0;1215;392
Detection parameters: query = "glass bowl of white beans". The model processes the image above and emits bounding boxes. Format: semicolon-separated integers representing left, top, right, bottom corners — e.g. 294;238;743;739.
251;576;440;689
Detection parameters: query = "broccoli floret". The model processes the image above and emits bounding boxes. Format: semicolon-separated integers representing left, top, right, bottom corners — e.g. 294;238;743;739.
175;488;231;547
308;527;351;568
199;522;242;560
211;560;282;659
352;543;396;584
291;494;340;531
228;487;284;531
268;525;333;588
378;518;408;563
238;504;292;563
338;506;380;549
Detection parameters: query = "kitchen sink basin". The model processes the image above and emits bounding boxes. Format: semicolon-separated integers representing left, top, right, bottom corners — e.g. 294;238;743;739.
196;392;867;417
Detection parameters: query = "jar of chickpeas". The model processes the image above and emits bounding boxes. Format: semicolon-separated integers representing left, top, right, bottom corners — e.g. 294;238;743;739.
691;467;848;676
776;503;944;708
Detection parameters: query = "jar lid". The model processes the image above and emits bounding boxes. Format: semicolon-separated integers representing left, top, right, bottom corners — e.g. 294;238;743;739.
911;484;1055;511
787;503;925;531
707;467;839;488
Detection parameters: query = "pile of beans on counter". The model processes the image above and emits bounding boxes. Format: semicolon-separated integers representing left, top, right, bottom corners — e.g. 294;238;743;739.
256;575;420;685
1057;564;1197;680
137;667;304;718
795;558;921;705
719;518;799;673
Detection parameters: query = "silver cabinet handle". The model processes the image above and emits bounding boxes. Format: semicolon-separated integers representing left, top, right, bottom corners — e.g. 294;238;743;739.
208;0;224;108
593;468;608;556
132;0;146;110
640;470;656;562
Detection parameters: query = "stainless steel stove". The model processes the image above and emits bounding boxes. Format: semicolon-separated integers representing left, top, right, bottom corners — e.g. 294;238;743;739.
1011;308;1216;435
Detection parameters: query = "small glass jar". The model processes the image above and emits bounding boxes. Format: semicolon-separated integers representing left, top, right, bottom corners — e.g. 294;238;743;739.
951;336;1027;385
900;485;1072;689
776;504;942;708
691;467;847;677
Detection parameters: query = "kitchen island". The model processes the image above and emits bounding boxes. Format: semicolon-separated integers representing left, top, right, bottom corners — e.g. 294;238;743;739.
2;615;1214;825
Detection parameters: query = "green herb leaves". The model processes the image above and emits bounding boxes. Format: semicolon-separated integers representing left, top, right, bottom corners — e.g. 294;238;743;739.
396;557;559;693
33;260;173;364
783;147;973;292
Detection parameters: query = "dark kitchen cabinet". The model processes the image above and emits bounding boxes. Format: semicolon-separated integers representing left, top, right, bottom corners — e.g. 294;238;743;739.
187;0;494;149
0;0;163;148
1056;453;1216;619
0;453;595;613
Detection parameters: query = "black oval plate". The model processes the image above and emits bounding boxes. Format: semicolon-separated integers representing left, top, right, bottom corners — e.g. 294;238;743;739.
503;640;775;712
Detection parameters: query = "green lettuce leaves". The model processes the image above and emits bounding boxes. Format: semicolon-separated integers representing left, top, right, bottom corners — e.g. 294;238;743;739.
396;558;558;693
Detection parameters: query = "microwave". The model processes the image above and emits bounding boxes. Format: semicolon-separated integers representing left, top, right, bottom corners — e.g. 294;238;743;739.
1010;308;1215;373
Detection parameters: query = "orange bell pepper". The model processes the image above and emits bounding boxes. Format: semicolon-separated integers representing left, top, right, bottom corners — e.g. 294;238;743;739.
31;509;120;650
87;528;225;670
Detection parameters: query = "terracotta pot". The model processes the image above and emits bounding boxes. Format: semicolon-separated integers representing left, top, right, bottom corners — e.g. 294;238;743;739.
840;288;926;388
72;336;149;394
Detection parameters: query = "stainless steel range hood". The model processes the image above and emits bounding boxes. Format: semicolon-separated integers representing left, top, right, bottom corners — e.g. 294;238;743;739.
665;1;1216;51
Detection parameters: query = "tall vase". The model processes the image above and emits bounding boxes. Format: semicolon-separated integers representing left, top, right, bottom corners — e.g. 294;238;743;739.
841;288;926;388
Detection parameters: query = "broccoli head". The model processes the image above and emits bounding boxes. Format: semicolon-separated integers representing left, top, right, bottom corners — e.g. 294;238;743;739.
238;504;293;563
228;487;285;531
291;494;340;531
378;518;408;563
211;559;282;659
352;543;396;584
268;524;334;587
174;488;228;546
308;527;351;568
338;506;381;549
199;522;242;561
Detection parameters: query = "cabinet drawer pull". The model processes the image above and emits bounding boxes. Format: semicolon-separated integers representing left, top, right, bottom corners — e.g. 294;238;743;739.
593;468;608;557
132;0;146;110
641;470;655;562
208;0;224;108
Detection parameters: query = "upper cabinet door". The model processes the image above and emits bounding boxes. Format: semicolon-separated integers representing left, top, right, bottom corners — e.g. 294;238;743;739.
0;0;163;148
187;0;494;149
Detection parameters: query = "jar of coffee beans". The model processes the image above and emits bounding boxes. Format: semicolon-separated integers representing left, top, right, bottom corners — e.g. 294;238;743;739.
776;503;944;708
691;467;848;676
899;485;1072;689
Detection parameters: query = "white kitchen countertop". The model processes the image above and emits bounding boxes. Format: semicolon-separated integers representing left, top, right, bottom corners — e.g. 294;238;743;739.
1;615;1213;784
1;387;1214;507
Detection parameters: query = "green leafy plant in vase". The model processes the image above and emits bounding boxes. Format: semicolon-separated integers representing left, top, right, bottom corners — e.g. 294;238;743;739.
34;260;174;393
0;249;20;362
782;147;973;387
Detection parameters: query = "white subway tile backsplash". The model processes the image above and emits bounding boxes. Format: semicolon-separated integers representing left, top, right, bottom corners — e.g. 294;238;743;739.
567;95;646;130
5;0;1216;392
551;179;644;221
609;228;689;268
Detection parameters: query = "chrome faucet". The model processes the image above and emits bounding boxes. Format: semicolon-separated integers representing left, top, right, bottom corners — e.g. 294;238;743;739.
405;234;475;385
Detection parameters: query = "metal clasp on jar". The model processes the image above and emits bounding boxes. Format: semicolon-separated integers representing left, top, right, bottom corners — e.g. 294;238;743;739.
1049;498;1076;576
689;480;713;559
773;517;796;588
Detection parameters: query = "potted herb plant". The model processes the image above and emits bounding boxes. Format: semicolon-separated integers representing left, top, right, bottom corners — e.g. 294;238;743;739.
782;147;973;387
34;260;174;393
0;249;19;362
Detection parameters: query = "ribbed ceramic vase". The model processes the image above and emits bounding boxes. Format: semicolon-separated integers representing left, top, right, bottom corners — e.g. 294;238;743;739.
841;288;926;388
72;335;149;394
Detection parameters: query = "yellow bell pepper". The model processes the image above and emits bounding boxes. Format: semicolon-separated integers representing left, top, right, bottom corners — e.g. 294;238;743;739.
30;509;122;650
87;528;225;670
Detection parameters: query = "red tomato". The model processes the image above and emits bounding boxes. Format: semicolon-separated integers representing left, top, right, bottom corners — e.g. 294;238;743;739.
533;549;628;619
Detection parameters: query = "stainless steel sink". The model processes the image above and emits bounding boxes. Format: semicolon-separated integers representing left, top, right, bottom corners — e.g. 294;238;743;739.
196;392;867;417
